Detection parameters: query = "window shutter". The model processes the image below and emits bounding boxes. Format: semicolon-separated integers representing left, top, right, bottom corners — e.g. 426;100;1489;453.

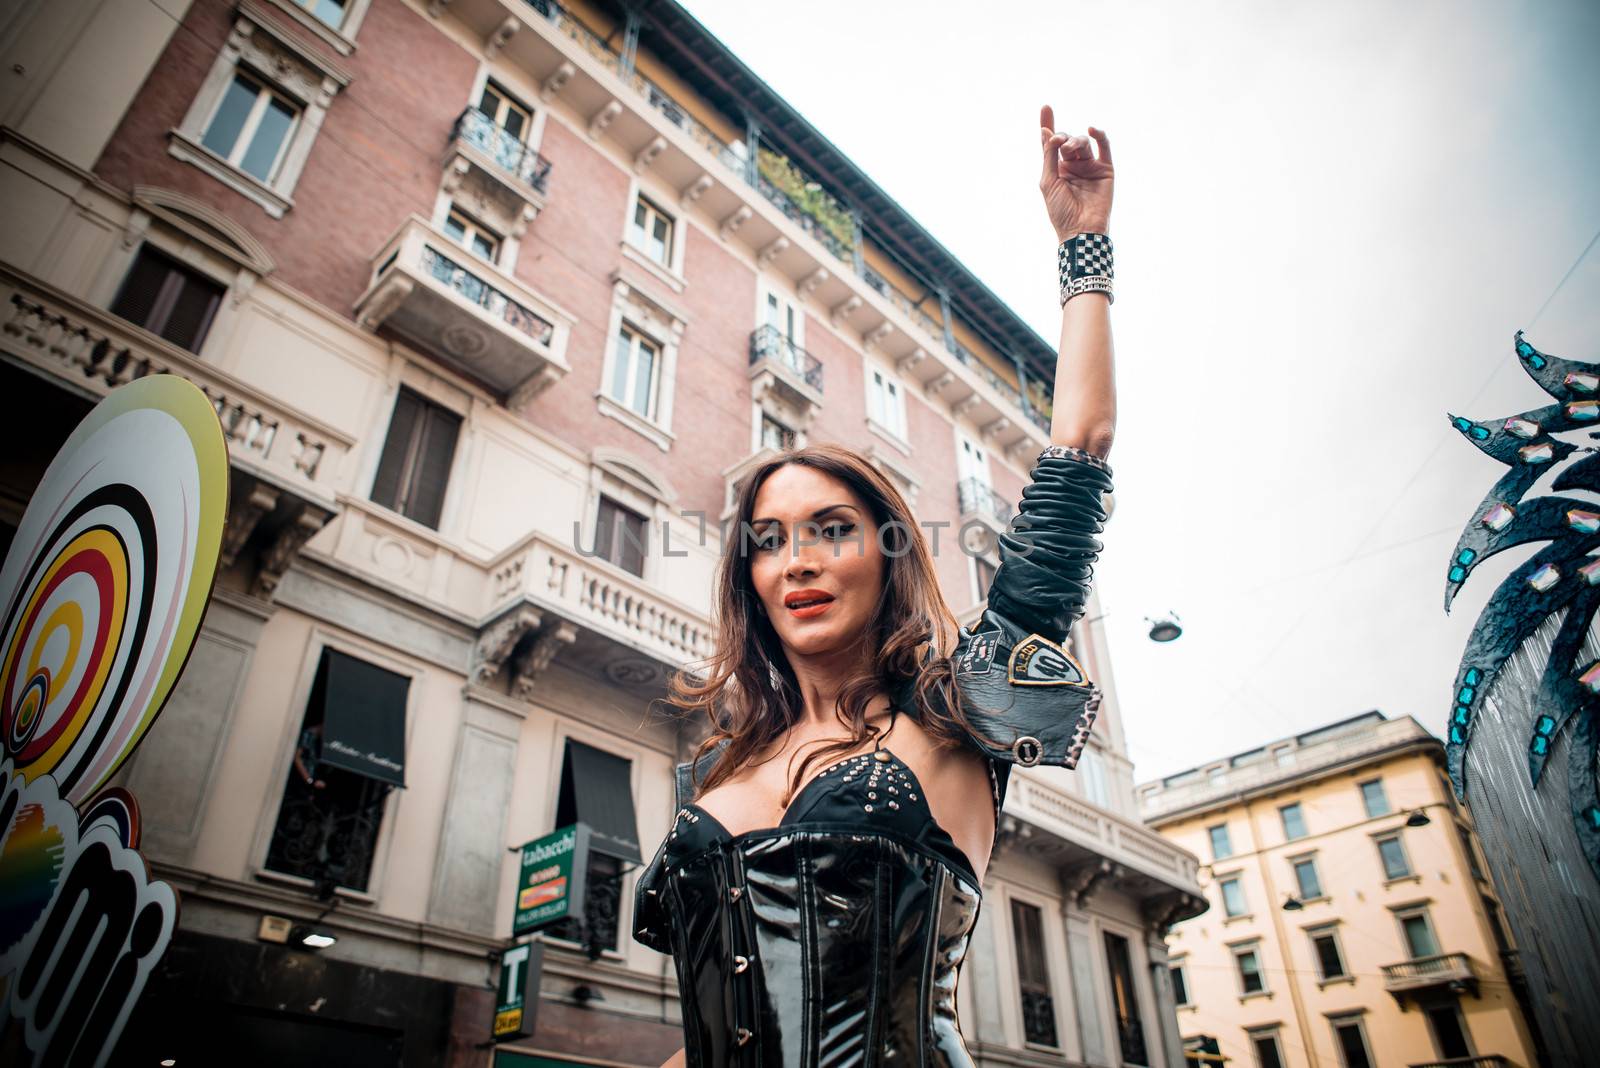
371;389;424;512
110;250;171;330
405;404;461;529
161;273;223;353
110;246;225;354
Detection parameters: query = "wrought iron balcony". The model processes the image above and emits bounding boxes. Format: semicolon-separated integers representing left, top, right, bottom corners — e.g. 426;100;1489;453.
1382;952;1478;1000
748;324;824;417
1115;1014;1150;1066
957;476;1013;529
354;216;574;403
450;106;553;195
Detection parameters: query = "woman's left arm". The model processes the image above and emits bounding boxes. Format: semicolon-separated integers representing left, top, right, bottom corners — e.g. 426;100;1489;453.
1038;104;1116;459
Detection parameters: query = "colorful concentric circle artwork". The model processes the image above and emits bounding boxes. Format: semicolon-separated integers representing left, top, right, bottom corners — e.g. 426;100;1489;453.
0;375;228;806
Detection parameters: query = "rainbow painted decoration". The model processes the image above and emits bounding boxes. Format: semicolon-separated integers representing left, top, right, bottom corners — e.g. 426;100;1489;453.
0;374;226;1066
0;374;228;805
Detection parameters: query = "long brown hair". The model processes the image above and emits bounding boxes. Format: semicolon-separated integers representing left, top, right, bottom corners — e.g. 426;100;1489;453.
666;442;998;807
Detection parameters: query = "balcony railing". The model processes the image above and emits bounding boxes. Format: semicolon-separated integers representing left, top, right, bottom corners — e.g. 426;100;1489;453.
1382;952;1477;994
1;270;349;501
1116;1014;1150;1067
451;106;553;194
1019;987;1058;1047
749;324;823;393
1408;1058;1510;1068
957;476;1013;527
420;245;555;345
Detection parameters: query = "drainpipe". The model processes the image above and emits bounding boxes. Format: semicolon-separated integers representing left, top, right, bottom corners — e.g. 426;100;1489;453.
743;114;762;188
618;7;641;81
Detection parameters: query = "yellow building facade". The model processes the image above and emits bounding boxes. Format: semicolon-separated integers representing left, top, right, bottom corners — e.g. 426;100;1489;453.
1137;713;1541;1068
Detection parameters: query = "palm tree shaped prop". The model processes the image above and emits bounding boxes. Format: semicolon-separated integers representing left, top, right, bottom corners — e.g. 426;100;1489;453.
1445;331;1600;879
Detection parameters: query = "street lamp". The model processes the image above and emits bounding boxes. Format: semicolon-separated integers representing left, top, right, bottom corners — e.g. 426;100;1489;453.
1281;895;1304;911
1079;610;1185;643
1405;809;1431;827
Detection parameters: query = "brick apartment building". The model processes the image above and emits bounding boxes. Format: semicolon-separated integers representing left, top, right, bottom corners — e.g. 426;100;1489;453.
0;0;1205;1063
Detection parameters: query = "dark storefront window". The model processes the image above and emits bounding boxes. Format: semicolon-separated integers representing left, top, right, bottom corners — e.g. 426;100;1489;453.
1010;899;1057;1047
265;648;408;894
1104;931;1149;1065
110;245;225;353
543;739;641;957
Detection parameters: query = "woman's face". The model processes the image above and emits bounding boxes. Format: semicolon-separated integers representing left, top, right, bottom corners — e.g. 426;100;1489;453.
748;464;886;659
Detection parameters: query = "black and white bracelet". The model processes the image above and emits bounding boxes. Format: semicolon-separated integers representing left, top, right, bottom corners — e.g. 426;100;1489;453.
1057;232;1114;306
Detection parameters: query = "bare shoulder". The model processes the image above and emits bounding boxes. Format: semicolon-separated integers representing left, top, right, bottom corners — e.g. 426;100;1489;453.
888;711;996;879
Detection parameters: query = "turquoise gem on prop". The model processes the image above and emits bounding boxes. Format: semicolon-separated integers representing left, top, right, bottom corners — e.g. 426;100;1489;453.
1452;416;1471;432
1457;686;1475;704
1528;564;1560;592
1450;725;1465;743
1465;668;1481;685
1449;566;1466;582
1471;426;1490;441
1585;806;1600;831
1532;735;1549;755
1454;706;1471;725
1457;549;1476;566
1516;338;1546;369
1535;715;1555;736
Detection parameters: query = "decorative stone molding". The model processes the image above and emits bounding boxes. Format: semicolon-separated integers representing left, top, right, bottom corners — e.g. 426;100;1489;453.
925;370;954;396
221;484;280;567
757;237;789;267
633;135;667;172
981;416;1011;440
472;605;543;686
485;15;518;58
587;99;622;140
829;294;861;328
800;267;830;298
863;320;893;352
511;620;578;699
719;205;752;241
896;347;927;376
540;61;575;102
679;172;713;206
952;393;983;418
254;505;331;598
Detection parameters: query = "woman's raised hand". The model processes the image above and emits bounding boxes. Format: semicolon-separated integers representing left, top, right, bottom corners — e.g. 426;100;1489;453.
1039;104;1113;241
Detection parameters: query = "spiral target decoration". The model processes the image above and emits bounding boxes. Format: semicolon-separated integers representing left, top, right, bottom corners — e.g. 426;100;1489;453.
0;375;227;807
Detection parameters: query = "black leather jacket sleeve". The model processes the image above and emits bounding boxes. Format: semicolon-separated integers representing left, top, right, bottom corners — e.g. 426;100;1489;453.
944;443;1112;772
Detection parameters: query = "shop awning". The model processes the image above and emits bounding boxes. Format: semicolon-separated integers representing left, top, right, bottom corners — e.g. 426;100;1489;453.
315;649;409;788
556;739;641;863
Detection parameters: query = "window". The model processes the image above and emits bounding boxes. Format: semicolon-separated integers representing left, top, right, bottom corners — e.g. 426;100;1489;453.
1233;944;1266;994
1376;833;1412;879
594;495;648;577
170;8;349;216
443;204;500;262
1208;823;1233;860
1104;932;1149;1065
760;412;796;452
609;322;663;420
1425;1001;1473;1060
1292;856;1323;899
1170;958;1190;1006
1359;778;1390;817
974;556;997;602
543;740;642;956
868;367;907;439
1010;900;1057;1046
1271;744;1295;767
201;71;299;184
1398;908;1440;959
370;387;462;530
110;245;225;353
1331;1016;1374;1068
1077;745;1109;808
1310;927;1347;979
1279;802;1308;841
264;648;408;894
628;195;675;267
1249;1029;1286;1068
1206;765;1227;787
1220;876;1247;917
1458;825;1485;880
296;0;348;28
479;79;532;142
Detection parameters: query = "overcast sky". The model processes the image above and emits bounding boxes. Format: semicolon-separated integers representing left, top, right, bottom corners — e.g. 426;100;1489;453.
678;0;1600;781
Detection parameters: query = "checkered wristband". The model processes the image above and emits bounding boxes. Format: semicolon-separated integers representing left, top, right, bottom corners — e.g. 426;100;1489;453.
1057;232;1114;306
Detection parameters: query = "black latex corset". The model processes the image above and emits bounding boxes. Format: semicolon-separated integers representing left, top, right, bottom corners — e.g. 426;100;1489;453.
633;444;1113;1065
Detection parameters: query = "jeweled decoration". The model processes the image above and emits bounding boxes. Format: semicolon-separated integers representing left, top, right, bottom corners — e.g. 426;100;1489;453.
1505;418;1541;438
1519;443;1555;464
1568;509;1600;534
1482;503;1516;531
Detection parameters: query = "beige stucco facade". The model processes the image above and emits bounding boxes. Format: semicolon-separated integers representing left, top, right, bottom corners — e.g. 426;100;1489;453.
1138;713;1541;1068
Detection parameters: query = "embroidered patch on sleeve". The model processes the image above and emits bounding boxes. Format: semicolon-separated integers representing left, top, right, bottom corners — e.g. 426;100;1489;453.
956;627;1001;676
1006;633;1089;687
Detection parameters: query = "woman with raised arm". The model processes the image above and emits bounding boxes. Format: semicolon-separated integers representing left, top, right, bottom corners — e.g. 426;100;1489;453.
634;104;1116;1065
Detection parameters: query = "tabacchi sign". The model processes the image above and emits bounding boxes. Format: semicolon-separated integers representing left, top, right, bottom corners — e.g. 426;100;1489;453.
511;823;591;936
